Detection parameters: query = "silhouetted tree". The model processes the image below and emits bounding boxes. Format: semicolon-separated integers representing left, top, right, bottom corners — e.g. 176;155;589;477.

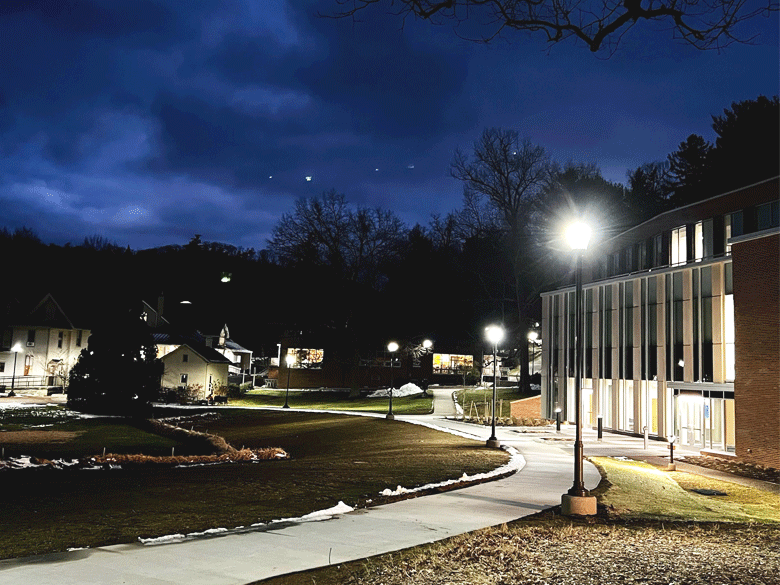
665;134;713;207
68;309;162;416
626;161;672;222
329;0;777;54
708;95;780;193
452;128;552;392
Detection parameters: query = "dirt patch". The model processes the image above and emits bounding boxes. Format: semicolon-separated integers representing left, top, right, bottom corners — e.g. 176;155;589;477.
0;430;82;444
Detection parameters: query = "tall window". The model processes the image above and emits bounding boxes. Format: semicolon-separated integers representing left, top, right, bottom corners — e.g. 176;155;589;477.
724;295;735;381
27;329;35;346
57;331;64;349
671;226;687;265
76;330;83;347
694;221;704;261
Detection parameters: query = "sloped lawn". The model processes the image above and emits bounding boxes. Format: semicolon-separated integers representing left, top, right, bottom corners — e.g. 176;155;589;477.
0;408;508;560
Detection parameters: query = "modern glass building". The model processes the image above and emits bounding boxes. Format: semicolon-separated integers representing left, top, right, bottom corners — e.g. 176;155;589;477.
540;177;779;467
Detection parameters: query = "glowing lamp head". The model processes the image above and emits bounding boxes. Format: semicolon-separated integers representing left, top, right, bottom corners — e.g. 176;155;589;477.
422;339;433;349
11;343;23;353
387;341;399;353
565;222;591;251
527;331;538;342
285;354;296;366
485;325;504;346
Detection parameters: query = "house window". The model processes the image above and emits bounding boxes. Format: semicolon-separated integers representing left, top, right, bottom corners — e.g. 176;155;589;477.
1;328;10;351
57;331;64;349
76;330;82;347
180;374;188;385
653;234;663;267
0;362;5;373
670;226;687;265
24;354;33;376
27;329;36;347
183;354;189;363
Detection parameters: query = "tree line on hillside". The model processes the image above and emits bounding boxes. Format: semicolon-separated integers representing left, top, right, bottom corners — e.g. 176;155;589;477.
1;96;777;405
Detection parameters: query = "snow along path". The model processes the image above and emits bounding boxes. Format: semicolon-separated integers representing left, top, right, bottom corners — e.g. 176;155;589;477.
0;391;601;585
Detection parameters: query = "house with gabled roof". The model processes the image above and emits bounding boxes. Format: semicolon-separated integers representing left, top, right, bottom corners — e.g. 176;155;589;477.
0;293;90;394
160;343;231;401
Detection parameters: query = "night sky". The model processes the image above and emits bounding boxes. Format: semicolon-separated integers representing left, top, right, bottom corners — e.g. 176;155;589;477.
1;1;777;250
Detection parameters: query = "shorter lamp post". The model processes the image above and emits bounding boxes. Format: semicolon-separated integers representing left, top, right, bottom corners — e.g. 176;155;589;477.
527;331;538;376
386;341;398;420
283;354;294;408
9;343;22;397
485;325;503;448
555;407;562;432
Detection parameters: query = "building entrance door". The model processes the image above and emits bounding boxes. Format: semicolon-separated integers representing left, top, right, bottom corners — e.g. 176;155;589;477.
676;394;703;448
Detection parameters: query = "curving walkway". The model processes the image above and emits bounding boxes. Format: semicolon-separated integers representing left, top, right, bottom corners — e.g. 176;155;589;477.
0;390;602;584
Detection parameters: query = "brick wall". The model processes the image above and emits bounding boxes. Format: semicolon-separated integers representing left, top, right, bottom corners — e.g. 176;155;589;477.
732;232;780;468
510;395;542;419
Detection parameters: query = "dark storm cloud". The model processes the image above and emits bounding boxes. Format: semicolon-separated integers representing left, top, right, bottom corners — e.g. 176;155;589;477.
0;0;777;249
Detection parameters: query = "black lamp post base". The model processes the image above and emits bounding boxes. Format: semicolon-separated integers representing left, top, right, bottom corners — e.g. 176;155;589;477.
282;404;290;409
385;413;395;420
485;438;501;449
561;493;597;516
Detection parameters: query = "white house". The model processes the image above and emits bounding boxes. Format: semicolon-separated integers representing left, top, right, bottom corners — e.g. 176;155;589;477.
0;294;89;394
160;343;231;401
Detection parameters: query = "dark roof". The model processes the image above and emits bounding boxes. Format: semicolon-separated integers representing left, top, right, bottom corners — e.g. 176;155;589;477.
175;343;231;364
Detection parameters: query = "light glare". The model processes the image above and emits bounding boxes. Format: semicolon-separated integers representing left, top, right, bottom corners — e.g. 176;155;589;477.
565;222;591;250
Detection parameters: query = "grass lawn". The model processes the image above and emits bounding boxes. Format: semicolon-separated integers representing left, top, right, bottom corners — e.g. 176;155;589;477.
454;386;534;418
234;389;433;414
259;455;780;585
0;408;507;560
0;405;192;460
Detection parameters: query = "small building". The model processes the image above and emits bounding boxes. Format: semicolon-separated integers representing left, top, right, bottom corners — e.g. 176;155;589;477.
160;343;231;401
0;294;90;394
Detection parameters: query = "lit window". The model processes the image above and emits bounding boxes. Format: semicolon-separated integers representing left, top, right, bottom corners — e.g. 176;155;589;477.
286;348;324;369
180;374;188;385
724;295;735;382
670;226;687;265
694;221;703;261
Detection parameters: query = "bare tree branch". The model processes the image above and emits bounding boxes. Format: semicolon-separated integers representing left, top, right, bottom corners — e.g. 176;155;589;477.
327;0;777;54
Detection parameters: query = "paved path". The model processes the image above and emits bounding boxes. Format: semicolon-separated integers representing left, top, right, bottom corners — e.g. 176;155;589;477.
0;389;769;584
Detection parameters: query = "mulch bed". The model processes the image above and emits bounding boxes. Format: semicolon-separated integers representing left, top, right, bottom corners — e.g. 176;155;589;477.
682;455;779;484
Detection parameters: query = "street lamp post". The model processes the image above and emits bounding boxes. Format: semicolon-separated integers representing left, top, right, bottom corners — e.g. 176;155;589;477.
386;342;398;420
562;222;597;516
528;331;539;376
485;325;503;448
283;354;294;408
9;343;22;397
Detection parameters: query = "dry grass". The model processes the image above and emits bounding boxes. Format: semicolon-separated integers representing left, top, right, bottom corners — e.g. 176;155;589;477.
258;455;780;585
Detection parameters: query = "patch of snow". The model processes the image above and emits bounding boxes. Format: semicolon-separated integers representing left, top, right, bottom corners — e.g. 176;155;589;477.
379;445;524;497
613;456;634;461
367;383;423;398
139;533;187;545
0;403;47;411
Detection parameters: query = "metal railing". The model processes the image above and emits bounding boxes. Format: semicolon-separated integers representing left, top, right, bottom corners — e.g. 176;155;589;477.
0;375;48;389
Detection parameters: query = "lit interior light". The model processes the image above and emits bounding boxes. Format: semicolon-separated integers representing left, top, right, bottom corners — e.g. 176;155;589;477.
305;176;312;181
